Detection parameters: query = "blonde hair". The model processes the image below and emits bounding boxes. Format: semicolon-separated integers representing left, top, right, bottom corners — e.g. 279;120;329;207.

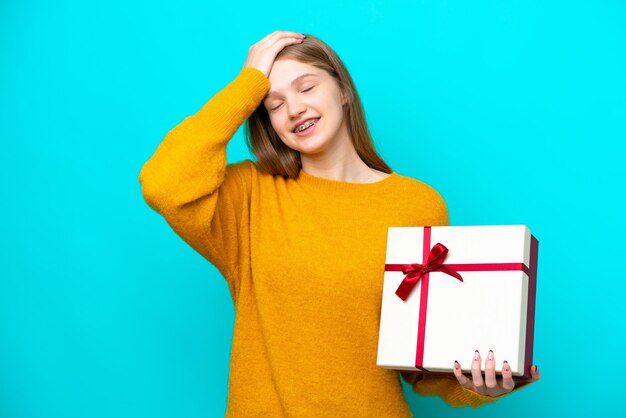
244;34;392;178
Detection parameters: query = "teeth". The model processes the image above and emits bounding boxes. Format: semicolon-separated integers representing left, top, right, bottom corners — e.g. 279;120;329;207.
294;119;318;133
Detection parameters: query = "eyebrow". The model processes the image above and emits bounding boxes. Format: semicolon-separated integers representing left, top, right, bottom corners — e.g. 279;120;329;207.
265;73;319;100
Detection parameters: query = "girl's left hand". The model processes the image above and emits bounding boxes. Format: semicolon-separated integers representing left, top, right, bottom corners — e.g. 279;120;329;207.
453;350;541;397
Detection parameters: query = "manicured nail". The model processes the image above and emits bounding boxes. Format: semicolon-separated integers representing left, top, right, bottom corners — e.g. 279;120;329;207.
488;350;493;360
474;350;479;361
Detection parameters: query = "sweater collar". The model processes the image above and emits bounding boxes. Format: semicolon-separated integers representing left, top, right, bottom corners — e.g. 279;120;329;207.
295;168;400;195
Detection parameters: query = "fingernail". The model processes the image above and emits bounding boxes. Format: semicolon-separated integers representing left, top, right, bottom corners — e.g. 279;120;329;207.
535;365;539;373
488;350;493;360
454;360;460;369
474;350;479;361
503;361;510;371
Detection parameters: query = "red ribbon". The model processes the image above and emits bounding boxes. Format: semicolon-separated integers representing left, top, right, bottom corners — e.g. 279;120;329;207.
391;243;463;301
383;226;534;372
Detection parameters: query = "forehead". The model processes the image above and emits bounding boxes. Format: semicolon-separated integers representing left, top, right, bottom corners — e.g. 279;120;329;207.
266;59;326;95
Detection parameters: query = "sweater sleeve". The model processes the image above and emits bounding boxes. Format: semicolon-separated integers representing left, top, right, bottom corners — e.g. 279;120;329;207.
401;371;534;408
138;68;270;289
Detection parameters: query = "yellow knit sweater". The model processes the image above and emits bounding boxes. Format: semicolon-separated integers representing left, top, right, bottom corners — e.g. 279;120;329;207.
138;68;516;416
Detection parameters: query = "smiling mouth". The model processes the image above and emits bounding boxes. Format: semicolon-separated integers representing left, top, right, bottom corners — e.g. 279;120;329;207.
293;118;320;133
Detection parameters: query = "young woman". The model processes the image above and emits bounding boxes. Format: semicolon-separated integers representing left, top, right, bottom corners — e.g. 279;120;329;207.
139;30;540;416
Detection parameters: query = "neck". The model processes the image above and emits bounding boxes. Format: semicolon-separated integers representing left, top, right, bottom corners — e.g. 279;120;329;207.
300;122;388;183
301;154;376;183
300;117;389;183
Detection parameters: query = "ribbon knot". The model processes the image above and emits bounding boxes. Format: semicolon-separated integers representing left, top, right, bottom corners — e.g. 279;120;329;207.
400;263;429;275
394;243;464;301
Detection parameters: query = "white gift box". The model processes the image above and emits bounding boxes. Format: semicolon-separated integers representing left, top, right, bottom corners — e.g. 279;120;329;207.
376;225;538;378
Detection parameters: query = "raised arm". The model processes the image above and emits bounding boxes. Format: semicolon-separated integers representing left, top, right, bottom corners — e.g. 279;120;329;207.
138;31;306;289
138;68;267;284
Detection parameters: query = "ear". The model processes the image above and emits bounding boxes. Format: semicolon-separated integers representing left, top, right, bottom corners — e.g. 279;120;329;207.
340;88;348;106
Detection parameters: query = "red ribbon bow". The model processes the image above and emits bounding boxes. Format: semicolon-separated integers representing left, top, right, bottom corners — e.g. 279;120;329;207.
394;243;464;301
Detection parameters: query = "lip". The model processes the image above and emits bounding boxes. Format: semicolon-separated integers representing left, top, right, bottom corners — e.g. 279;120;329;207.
292;117;320;133
294;119;318;138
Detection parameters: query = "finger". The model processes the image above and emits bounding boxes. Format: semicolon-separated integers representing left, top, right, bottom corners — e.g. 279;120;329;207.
501;360;515;391
249;32;303;56
484;350;497;390
272;30;305;38
260;31;305;48
470;350;485;392
250;31;279;51
531;364;541;381
259;30;304;44
453;361;474;389
265;34;305;51
256;31;279;45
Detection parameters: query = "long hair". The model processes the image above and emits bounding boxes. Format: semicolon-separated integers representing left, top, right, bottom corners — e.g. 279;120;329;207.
244;34;392;178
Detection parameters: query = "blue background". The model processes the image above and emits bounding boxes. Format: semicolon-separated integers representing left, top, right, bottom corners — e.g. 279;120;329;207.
1;0;624;417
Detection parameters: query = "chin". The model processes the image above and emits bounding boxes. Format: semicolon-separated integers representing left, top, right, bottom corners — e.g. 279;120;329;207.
292;139;329;156
282;135;323;153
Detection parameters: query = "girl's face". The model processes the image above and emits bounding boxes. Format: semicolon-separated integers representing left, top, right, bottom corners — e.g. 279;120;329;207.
263;59;349;157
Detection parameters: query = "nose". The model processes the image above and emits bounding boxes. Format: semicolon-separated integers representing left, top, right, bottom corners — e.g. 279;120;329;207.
286;98;306;119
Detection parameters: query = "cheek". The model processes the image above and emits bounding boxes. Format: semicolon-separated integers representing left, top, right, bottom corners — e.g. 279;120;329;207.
320;96;345;124
268;115;292;142
319;92;344;115
268;114;283;132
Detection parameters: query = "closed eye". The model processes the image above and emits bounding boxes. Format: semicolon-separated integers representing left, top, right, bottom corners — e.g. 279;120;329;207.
269;86;314;111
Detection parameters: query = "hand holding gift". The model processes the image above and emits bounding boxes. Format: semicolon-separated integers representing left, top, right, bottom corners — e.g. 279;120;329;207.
452;350;541;397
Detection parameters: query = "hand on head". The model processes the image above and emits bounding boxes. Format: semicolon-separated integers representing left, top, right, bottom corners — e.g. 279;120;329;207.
243;30;306;77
